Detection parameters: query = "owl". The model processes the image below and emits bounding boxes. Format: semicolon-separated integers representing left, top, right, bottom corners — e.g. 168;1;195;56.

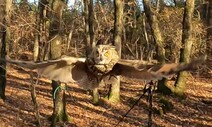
1;45;206;89
86;45;119;76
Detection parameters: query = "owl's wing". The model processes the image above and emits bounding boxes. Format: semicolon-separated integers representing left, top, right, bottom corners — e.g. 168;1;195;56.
1;56;92;85
110;56;206;81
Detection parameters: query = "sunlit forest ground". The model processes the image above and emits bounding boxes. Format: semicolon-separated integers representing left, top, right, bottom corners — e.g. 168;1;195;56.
0;65;211;127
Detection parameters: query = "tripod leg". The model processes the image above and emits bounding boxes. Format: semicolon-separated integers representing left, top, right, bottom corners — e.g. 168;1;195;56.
147;81;155;127
114;83;148;127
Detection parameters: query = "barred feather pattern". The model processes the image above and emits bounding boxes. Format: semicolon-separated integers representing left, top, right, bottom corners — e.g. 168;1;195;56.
86;45;119;76
0;45;206;90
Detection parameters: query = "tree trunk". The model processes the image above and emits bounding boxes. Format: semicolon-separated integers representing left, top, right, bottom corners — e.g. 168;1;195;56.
92;88;99;105
108;0;124;103
83;0;91;55
84;0;96;50
34;11;40;61
206;0;212;75
51;82;70;127
33;0;47;62
48;0;71;126
0;0;12;100
36;0;50;61
88;0;98;104
174;0;195;96
143;0;171;94
83;0;100;104
88;0;95;48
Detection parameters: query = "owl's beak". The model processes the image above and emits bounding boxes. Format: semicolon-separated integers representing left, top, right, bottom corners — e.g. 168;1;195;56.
94;56;106;65
95;60;107;65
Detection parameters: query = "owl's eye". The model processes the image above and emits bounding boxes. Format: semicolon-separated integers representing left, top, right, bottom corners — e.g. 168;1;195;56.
104;51;109;57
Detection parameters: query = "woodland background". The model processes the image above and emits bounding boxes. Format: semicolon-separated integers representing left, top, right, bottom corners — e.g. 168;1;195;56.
0;0;211;127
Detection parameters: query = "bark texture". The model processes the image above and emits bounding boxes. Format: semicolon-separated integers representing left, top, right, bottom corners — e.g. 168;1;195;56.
83;0;91;55
206;0;212;75
143;0;170;94
0;0;12;100
48;0;71;126
174;0;195;96
83;0;99;104
108;0;124;103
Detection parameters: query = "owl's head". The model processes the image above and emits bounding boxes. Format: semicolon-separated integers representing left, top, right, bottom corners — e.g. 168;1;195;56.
92;45;119;65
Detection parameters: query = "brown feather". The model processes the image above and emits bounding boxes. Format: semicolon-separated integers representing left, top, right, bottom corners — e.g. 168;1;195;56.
110;56;206;81
0;46;206;90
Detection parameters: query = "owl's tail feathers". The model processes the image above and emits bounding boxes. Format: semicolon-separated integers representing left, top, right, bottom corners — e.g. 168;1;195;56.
0;58;38;70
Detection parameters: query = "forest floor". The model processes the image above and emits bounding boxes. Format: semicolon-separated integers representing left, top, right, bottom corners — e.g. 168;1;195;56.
0;65;211;127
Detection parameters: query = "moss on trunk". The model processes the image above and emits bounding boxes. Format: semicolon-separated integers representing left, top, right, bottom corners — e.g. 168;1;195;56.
143;0;170;94
48;0;71;126
174;0;194;96
108;0;124;103
108;77;120;103
92;88;100;105
173;72;187;97
51;81;71;127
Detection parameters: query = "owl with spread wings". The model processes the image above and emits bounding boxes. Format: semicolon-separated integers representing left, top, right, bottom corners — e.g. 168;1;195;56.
1;45;206;89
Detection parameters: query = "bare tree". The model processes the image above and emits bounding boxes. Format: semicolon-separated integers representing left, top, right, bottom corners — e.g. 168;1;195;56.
143;0;165;63
108;0;124;102
33;0;52;61
143;0;171;94
0;0;12;100
84;0;91;54
83;0;100;104
174;0;195;96
206;0;212;74
48;0;71;126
